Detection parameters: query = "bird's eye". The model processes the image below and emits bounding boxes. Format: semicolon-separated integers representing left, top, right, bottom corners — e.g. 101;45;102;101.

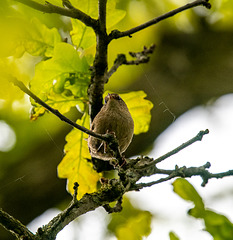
104;94;110;103
115;94;122;100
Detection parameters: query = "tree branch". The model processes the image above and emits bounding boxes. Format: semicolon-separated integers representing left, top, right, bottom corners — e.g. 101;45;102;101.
2;127;233;239
34;159;233;238
37;179;124;239
131;162;212;190
98;0;107;33
131;162;233;190
10;78;124;165
0;209;35;239
14;0;98;28
108;0;211;41
88;0;109;122
106;45;156;80
150;129;209;166
10;78;115;142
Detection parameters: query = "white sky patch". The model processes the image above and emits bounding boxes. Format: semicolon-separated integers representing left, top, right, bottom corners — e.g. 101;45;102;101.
0;120;16;152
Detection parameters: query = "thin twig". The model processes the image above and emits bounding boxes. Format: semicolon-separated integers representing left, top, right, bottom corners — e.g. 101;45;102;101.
153;129;209;165
201;168;233;187
105;54;127;80
108;0;211;41
131;162;233;190
10;78;108;142
134;129;209;171
106;45;156;80
62;0;74;9
14;0;98;28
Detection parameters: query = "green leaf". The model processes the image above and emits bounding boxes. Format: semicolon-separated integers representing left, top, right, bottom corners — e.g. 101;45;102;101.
31;42;89;95
0;58;29;102
0;16;62;58
104;91;153;135
70;0;125;51
106;0;126;30
30;42;90;118
71;19;96;50
57;113;101;198
169;232;180;240
204;210;233;240
70;0;97;50
108;197;152;240
30;89;87;120
0;17;27;58
173;179;233;239
172;178;205;218
23;18;62;57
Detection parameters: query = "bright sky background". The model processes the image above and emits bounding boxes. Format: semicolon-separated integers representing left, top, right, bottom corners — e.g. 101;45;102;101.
25;93;233;240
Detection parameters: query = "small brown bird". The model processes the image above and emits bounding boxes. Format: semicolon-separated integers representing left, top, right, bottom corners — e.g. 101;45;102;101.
88;93;134;160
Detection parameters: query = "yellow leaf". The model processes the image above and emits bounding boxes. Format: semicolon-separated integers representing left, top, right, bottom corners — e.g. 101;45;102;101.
57;113;101;198
0;58;28;102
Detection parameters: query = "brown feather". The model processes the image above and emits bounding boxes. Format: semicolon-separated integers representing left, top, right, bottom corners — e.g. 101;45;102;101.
88;93;134;160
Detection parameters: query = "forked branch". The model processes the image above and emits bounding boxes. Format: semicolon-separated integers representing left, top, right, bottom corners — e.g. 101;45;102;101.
10;78;123;163
2;128;233;240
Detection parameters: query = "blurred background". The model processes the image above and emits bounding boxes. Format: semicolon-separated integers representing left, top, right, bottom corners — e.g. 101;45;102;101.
1;0;233;239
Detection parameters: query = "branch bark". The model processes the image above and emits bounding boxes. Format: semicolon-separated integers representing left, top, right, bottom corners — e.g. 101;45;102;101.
88;0;109;122
14;0;98;28
0;209;34;239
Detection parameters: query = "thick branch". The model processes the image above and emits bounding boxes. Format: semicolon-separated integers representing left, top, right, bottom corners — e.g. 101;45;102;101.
37;179;124;239
14;0;98;28
88;0;108;122
108;0;211;41
0;209;34;239
36;159;233;238
98;0;107;32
